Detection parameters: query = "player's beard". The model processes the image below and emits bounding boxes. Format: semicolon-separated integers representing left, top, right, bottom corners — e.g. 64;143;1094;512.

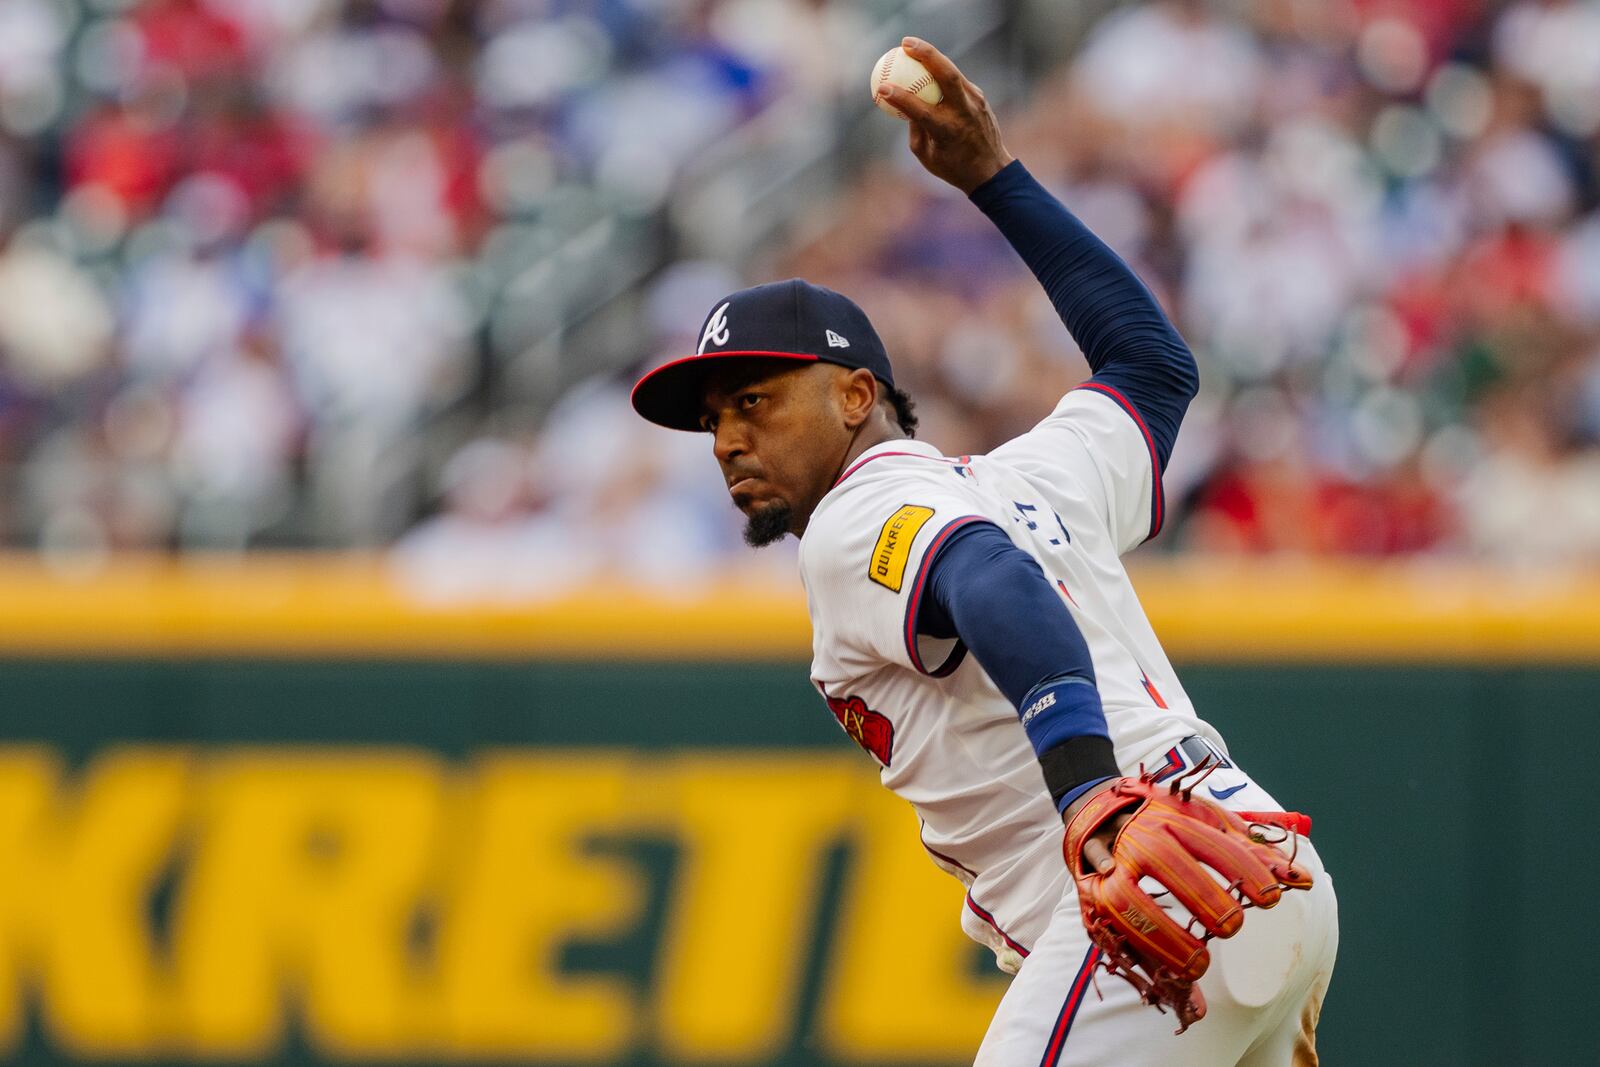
742;499;793;547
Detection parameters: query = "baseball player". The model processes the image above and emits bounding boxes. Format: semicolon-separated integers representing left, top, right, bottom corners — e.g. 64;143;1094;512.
631;38;1337;1066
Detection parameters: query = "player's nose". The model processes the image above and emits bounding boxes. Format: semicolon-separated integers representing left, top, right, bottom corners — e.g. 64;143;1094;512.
711;417;749;465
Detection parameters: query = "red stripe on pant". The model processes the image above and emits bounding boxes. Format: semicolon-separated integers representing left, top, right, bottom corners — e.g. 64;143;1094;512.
1039;945;1102;1067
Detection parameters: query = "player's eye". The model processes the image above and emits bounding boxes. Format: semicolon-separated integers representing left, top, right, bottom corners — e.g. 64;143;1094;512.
699;413;717;432
739;393;762;410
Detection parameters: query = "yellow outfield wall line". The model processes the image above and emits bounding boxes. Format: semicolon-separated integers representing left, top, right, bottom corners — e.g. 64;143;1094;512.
0;554;1596;662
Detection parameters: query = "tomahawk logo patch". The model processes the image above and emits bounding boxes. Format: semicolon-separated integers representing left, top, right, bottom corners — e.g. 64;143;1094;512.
869;504;935;592
825;693;895;766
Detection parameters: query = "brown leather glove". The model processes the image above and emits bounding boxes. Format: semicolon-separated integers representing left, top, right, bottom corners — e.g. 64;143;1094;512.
1062;765;1314;1032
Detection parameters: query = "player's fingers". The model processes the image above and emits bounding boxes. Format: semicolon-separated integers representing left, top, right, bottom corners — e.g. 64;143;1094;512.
908;121;929;158
901;36;967;98
1083;834;1116;875
877;83;940;126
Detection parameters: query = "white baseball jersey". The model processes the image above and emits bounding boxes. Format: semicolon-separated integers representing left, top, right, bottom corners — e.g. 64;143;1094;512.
799;384;1230;971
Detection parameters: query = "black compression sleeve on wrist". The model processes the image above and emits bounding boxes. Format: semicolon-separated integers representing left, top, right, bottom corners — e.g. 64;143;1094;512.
1038;734;1121;806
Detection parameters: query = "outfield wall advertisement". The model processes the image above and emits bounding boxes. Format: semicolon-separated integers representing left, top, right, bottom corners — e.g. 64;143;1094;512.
1;658;1595;1067
0;742;1008;1064
0;561;1594;1066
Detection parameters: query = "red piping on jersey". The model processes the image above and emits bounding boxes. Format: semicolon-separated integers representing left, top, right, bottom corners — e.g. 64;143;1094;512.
965;892;1031;959
921;836;978;879
1040;945;1102;1066
1072;382;1165;541
902;515;988;674
832;449;941;488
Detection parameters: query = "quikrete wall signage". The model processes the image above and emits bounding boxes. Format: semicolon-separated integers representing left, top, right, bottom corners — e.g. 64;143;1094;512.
0;747;1003;1063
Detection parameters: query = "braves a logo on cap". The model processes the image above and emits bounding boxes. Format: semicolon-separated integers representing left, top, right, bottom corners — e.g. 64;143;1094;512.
826;329;850;348
824;693;894;766
698;301;731;355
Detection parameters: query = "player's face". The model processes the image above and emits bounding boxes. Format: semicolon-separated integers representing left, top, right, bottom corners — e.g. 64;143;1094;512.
700;361;857;545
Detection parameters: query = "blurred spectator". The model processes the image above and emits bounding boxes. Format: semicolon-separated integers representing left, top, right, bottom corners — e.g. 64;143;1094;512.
169;331;301;546
392;436;592;603
0;240;113;388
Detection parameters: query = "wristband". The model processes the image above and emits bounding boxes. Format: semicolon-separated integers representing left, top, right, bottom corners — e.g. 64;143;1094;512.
1038;734;1121;810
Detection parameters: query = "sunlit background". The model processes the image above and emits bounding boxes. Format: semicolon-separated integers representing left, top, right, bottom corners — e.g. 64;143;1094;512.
0;1;1596;1065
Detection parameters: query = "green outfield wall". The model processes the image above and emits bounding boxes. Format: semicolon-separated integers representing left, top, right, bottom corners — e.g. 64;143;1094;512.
0;557;1592;1065
0;654;1593;1067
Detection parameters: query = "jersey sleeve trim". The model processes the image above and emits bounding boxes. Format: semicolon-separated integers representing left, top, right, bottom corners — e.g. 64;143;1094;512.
833;449;941;488
1072;381;1165;541
920;833;978;878
903;514;988;675
964;892;1032;958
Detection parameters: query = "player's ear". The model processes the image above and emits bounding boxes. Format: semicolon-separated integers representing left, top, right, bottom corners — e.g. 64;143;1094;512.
837;367;879;430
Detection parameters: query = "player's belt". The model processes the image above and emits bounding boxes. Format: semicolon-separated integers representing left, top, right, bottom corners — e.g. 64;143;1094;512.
1151;734;1312;837
1143;734;1231;783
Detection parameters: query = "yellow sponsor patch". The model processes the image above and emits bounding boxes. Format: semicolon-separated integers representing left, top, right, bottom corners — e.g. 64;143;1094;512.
868;505;935;592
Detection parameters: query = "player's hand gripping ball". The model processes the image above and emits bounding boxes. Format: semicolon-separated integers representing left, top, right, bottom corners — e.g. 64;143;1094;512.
1062;762;1313;1033
871;45;943;118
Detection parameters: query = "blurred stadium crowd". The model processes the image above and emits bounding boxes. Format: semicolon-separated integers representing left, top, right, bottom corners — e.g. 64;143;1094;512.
1;0;1598;594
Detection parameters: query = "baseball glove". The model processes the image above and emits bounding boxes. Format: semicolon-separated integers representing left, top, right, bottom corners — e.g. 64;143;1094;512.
1062;761;1313;1032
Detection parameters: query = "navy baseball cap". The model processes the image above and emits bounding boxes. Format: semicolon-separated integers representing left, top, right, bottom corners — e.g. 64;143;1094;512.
631;278;895;431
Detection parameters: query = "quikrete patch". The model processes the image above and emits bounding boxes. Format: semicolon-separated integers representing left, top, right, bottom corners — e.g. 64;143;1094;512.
868;504;935;592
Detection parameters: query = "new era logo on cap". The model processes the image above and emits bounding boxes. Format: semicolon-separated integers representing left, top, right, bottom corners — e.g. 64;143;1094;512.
631;278;896;431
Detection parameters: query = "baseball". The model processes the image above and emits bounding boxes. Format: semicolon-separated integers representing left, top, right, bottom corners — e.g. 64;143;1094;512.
871;46;943;119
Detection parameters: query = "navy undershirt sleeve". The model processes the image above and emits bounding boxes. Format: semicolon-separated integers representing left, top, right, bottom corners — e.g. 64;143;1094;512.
918;522;1093;707
969;160;1199;469
920;521;1120;808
